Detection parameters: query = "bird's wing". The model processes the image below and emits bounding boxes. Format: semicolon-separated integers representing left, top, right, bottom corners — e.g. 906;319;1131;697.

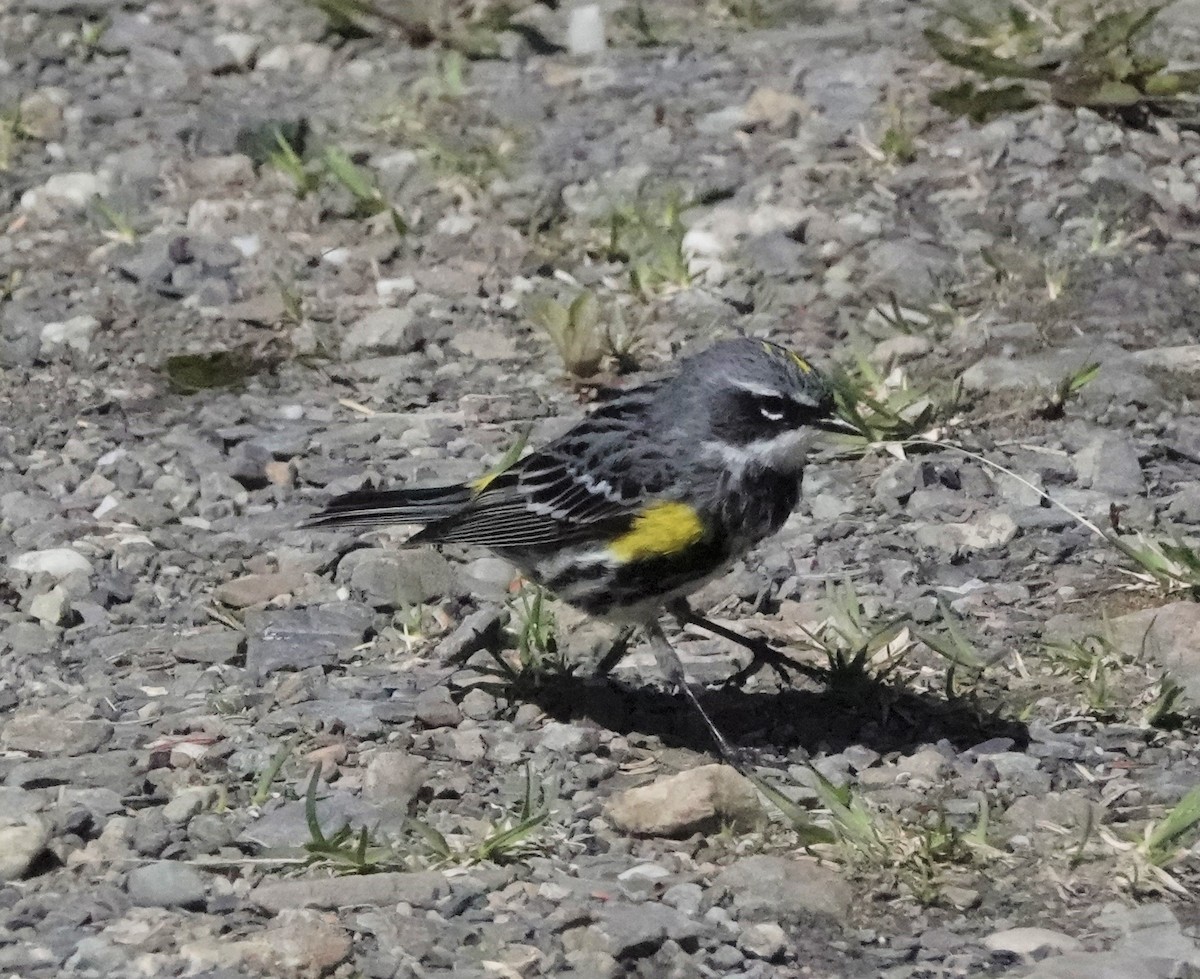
414;386;673;549
413;450;638;548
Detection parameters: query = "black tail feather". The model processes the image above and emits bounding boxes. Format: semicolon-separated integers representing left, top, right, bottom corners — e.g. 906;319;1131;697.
303;483;472;529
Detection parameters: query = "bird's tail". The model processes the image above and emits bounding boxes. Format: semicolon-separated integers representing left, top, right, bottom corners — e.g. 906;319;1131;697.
303;483;472;529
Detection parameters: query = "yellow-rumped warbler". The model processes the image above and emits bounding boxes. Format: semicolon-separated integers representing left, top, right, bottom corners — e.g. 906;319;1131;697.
307;337;847;752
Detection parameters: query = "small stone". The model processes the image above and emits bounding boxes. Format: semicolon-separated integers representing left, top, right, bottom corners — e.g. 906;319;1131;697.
914;510;1018;554
0;817;49;881
449;327;520;360
738;922;787;961
363;750;427;807
163;785;221;824
566;3;606;56
341;307;420;359
942;886;980;910
39;315;99;357
8;548;93;578
589;902;702;958
661;882;704;916
2;712;113;757
336;547;457;609
215;571;307;608
213;31;260;68
448;729;486;762
896;747;950;781
1075;434;1144;496
265;460;294;486
250;871;449;911
415;686;463;729
29;587;71;626
538;721;602;754
244;602;373;677
1108;603;1200;701
458;689;498;725
742;86;809;131
127;861;208;909
172;628;243;665
182;909;351;977
714;854;852;923
984;927;1082;958
22;171;111;211
871;334;932;369
605;764;765;837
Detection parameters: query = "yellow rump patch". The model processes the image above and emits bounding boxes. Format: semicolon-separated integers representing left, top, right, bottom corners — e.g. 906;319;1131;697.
609;501;704;563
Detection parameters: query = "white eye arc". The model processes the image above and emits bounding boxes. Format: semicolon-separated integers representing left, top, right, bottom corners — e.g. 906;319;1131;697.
759;405;785;422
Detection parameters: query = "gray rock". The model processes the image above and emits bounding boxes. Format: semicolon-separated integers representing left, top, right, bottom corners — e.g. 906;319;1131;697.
127;861;208;909
39;315;99;357
363;750;427;808
415;686;463;728
738;922;787;961
1019;951;1181;979
913;511;1018;554
21;171;111;212
1107;603;1200;701
591;902;703;959
2;712;113;757
862;237;955;301
983;927;1082;958
244;602;373;677
661;882;704;916
336;547;457;609
162;786;221;825
605;765;765;837
896;747;950;782
251;871;449;911
538;721;602;754
1075;434;1143;496
240;788;407;848
341;307;420;359
214;570;308;608
171;628;244;664
714;854;852;923
7;752;138;791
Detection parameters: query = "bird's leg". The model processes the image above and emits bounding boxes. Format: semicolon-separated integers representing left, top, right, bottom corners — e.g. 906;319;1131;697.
594;624;637;676
667;599;825;687
644;620;738;762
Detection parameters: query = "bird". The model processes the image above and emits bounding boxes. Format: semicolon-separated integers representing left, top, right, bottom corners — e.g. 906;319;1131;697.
305;336;850;755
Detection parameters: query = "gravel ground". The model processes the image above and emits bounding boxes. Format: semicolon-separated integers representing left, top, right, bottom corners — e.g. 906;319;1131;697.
3;1;1200;977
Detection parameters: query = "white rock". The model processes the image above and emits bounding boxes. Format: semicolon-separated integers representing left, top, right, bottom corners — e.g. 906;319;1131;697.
983;926;1082;957
376;276;416;299
567;3;606;56
29;587;70;626
0;818;49;881
22;171;111;211
40;314;99;356
9;548;93;578
213;31;260;69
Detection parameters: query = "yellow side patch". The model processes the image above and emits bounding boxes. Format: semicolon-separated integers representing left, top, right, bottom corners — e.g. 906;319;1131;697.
761;341;812;374
470;471;499;496
609;501;704;562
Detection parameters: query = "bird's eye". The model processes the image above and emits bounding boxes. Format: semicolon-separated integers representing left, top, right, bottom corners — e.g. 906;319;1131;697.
758;395;787;423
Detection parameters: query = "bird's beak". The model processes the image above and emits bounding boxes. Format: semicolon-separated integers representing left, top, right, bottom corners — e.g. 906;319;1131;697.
815;415;862;436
